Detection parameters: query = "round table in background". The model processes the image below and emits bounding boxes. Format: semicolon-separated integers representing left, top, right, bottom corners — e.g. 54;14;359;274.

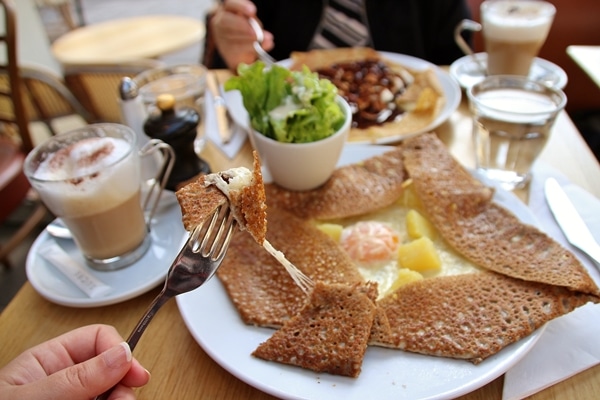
51;15;205;65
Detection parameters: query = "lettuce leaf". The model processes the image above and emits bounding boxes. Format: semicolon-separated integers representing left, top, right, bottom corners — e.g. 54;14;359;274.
224;61;344;143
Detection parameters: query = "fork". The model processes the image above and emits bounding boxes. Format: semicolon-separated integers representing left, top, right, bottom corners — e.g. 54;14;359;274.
248;17;276;65
95;205;235;400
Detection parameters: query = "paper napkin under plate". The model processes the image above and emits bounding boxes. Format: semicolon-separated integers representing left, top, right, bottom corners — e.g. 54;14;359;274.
502;162;600;400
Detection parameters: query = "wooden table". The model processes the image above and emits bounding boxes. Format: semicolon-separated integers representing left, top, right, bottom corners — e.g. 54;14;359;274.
51;15;205;65
567;45;600;89
2;70;600;399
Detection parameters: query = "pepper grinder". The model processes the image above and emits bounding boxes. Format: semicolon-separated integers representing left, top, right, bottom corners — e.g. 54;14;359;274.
144;94;211;191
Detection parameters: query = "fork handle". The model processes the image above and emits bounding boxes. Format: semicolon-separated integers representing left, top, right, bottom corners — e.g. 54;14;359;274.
94;292;170;400
126;292;170;350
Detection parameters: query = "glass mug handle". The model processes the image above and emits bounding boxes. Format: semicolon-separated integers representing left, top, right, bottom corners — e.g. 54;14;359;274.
454;19;487;75
139;139;176;224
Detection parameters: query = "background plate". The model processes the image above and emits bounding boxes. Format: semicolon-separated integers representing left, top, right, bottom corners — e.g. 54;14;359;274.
224;52;461;145
177;144;542;400
26;200;186;308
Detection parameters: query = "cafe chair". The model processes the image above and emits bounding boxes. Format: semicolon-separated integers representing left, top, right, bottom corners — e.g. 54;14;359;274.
63;59;166;123
35;0;84;31
0;0;90;268
0;65;95;139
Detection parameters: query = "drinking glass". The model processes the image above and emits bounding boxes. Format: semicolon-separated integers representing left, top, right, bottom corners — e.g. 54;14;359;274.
467;75;566;190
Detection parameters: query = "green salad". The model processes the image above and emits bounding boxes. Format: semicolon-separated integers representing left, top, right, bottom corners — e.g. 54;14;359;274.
224;61;345;143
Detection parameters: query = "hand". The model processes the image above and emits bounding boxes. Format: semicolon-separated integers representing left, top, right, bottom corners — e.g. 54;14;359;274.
210;0;275;70
0;324;150;400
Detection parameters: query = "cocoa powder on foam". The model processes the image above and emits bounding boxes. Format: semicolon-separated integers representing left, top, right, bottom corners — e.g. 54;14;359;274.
45;138;116;185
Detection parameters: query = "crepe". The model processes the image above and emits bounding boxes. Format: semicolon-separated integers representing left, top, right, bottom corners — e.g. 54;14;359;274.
289;47;445;142
375;271;600;364
401;133;600;296
217;207;365;327
185;132;600;377
252;281;377;378
265;146;405;220
176;151;267;244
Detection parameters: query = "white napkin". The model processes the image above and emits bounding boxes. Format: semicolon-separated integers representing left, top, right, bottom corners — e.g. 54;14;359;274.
502;162;600;400
203;89;248;159
38;241;112;298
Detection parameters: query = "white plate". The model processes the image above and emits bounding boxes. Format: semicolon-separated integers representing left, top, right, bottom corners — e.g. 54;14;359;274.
177;144;543;400
223;52;462;145
26;200;186;308
450;53;568;90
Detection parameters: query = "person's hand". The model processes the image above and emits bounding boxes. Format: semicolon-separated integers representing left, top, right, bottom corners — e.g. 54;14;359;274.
0;324;150;400
210;0;275;70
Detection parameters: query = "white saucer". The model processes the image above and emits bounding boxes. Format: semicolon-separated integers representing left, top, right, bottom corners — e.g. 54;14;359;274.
450;53;568;90
26;201;186;308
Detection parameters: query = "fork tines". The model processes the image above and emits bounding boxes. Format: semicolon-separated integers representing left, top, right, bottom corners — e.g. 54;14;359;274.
196;205;236;261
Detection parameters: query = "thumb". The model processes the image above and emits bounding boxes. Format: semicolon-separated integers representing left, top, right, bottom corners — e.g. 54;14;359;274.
29;342;133;400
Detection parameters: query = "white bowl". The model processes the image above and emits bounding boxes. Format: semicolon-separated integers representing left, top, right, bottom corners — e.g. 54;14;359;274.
248;96;351;191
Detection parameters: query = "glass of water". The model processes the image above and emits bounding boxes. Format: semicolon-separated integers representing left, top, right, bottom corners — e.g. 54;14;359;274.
467;75;566;190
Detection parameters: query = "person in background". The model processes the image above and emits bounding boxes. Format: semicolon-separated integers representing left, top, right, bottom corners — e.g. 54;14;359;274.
0;324;150;400
203;0;472;71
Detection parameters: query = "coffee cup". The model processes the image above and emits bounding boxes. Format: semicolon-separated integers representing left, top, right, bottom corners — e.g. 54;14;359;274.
24;123;175;271
455;0;555;76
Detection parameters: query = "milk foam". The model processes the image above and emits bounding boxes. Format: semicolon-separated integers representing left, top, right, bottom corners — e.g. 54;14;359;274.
482;1;555;42
34;137;130;180
32;137;140;216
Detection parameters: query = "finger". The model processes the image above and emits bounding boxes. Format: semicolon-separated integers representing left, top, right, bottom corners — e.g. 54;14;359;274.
214;9;256;41
120;358;151;388
9;324;124;383
262;31;275;52
108;383;137;400
222;0;256;17
24;342;133;399
53;324;125;364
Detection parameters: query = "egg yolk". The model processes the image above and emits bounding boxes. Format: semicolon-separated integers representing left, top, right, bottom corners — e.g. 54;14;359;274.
340;221;400;263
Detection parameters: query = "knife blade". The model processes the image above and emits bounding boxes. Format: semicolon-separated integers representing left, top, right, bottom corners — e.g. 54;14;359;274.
206;72;232;144
544;177;600;266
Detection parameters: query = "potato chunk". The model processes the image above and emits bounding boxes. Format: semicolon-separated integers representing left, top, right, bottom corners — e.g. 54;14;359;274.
388;268;424;293
398;237;441;272
316;223;343;242
398;179;422;209
406;209;437;240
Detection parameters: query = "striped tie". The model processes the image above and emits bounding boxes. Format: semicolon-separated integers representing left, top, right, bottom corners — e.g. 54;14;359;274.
309;0;371;49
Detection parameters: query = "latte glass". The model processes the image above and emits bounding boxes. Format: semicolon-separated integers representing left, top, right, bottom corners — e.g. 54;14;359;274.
468;75;566;190
24;123;174;271
455;0;556;76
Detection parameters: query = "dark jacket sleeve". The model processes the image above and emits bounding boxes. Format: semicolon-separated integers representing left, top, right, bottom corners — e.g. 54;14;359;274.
365;0;472;65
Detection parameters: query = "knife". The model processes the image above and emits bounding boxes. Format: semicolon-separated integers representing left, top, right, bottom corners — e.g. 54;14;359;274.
544;177;600;266
206;72;232;144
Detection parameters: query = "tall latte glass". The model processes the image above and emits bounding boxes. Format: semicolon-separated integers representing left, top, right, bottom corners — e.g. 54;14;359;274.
24;123;173;271
482;0;555;75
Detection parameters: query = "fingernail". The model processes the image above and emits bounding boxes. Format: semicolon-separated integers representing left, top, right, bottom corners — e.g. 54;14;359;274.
104;342;132;368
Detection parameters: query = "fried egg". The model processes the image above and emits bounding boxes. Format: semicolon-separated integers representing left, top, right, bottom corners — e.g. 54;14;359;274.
320;199;481;299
